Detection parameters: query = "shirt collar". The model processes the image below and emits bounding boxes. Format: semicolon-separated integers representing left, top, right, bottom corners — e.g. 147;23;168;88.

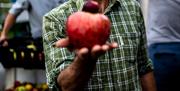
72;0;121;14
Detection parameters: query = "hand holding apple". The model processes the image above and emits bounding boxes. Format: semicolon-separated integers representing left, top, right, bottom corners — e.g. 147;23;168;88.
55;0;117;51
62;0;111;50
55;38;118;61
55;1;118;90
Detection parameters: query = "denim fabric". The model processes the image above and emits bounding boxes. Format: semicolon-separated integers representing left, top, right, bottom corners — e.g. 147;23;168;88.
148;42;180;91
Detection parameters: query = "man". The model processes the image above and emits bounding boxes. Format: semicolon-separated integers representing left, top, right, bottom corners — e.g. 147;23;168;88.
147;0;180;91
43;0;157;91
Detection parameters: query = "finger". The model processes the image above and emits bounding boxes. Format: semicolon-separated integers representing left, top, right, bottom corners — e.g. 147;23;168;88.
2;41;8;47
76;47;89;61
110;42;118;48
0;40;8;47
55;38;69;48
91;45;104;59
102;44;110;51
105;42;118;49
91;42;118;59
91;45;101;53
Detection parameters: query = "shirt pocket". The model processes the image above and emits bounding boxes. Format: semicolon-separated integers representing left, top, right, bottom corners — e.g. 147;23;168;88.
111;32;140;63
123;32;140;63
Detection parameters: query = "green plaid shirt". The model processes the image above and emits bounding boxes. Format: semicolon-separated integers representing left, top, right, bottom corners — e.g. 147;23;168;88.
42;0;153;90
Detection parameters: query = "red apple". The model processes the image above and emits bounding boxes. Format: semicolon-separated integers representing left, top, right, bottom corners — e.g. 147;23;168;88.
66;11;111;49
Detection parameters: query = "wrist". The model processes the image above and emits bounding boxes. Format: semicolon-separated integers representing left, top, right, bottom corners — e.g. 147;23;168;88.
1;31;7;36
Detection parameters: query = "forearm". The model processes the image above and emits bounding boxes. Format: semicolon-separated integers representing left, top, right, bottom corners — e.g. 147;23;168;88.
57;56;96;91
140;71;157;91
55;40;117;91
2;13;16;35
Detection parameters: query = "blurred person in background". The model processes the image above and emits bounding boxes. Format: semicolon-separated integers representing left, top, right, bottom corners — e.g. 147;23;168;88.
0;0;67;87
147;0;180;91
0;0;67;46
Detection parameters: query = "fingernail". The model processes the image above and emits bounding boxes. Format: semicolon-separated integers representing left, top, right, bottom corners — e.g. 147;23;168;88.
113;42;118;47
102;45;109;50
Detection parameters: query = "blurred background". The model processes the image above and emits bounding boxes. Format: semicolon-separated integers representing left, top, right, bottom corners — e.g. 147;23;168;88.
0;0;48;91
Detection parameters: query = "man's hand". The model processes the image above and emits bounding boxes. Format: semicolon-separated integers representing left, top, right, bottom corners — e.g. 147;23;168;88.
0;33;8;47
0;13;16;47
55;37;118;91
55;37;118;59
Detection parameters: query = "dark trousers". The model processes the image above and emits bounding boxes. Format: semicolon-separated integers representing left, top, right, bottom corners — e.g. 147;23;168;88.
148;42;180;91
